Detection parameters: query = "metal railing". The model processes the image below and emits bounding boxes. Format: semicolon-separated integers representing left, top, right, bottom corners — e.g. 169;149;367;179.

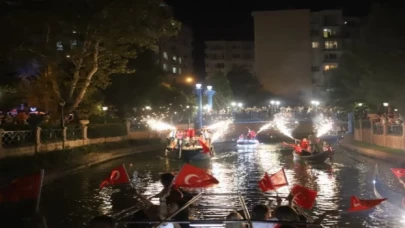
2;130;35;148
387;124;403;135
40;128;64;143
66;127;83;140
373;124;384;135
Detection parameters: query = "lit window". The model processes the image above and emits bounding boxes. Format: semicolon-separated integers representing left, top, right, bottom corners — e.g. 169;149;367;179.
163;64;167;71
173;55;177;61
163;52;168;59
324;64;337;71
179;57;182;64
172;67;177;74
56;41;63;51
179;68;182;74
323;28;337;38
312;42;319;48
324;41;338;49
72;30;77;34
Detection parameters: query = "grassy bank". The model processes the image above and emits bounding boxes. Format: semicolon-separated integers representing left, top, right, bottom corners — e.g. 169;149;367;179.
351;140;404;154
0;138;165;181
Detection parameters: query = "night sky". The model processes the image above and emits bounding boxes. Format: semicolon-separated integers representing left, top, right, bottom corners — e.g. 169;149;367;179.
166;0;373;78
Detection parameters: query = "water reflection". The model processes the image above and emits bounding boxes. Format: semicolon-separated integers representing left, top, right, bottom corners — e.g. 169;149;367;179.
39;142;405;228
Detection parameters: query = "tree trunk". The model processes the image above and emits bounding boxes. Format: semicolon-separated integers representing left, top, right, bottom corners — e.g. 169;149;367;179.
69;41;100;113
68;58;83;101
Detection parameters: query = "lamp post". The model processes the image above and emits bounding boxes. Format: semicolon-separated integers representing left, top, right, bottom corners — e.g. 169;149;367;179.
383;102;389;116
102;106;108;124
59;100;66;128
196;84;203;129
204;85;216;111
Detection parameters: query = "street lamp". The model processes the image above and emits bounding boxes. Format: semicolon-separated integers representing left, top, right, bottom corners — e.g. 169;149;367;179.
270;100;275;105
196;84;203;129
204;85;216;111
238;102;243;107
102;106;108;124
185;77;194;83
383;102;389;116
358;103;363;107
59;99;66;128
231;102;236;107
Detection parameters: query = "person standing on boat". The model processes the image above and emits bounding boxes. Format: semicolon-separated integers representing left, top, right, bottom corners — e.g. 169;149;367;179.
247;128;252;139
250;130;257;140
176;130;183;149
308;134;317;153
203;128;211;145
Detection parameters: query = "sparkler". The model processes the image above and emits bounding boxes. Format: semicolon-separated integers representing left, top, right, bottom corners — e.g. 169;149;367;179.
313;114;334;137
206;119;233;143
273;113;296;139
257;122;275;133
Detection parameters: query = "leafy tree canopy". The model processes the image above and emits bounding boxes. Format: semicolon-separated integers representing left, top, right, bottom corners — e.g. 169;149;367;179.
206;71;233;109
331;2;405;113
1;0;179;117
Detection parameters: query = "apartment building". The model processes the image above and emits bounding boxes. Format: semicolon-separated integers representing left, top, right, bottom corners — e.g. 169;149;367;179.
159;25;194;80
204;41;254;77
253;9;361;100
252;9;312;101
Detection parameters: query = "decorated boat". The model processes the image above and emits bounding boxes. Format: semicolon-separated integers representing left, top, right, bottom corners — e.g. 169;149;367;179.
373;164;405;211
292;151;331;163
236;138;259;145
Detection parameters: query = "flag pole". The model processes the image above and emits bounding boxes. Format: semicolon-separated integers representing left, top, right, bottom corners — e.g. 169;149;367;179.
122;164;132;186
35;169;45;213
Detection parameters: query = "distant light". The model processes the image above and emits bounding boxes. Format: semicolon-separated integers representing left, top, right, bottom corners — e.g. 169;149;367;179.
344;21;347;24
66;55;71;58
185;77;193;83
207;85;212;90
270;100;275;104
72;30;77;34
186;105;190;109
383;102;389;107
30;107;37;112
275;101;280;105
196;84;202;89
102;106;108;111
395;109;398;112
372;180;376;184
145;106;151;110
231;102;236;106
358;103;363;107
238;103;243;107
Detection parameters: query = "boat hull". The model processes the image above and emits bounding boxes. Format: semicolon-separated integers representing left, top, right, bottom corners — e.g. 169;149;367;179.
236;139;259;145
293;151;331;163
374;166;405;211
166;146;213;161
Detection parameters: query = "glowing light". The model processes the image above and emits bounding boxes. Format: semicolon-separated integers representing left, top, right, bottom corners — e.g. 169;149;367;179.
144;118;175;131
383;102;389;107
313;114;334;137
102;106;108;111
270;100;275;104
231;102;236;106
273;113;295;139
257;122;275;133
238;103;243;107
206;119;233;143
185;77;193;83
196;84;202;89
145;106;151;110
207;85;212;90
358;103;363;107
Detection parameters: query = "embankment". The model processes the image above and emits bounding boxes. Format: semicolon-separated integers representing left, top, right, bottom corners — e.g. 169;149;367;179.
0;138;165;185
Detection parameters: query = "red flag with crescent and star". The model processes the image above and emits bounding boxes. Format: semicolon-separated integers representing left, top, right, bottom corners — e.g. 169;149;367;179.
348;196;386;212
258;169;288;192
198;140;210;154
290;184;318;209
100;165;130;189
391;168;405;178
0;172;43;203
174;164;219;188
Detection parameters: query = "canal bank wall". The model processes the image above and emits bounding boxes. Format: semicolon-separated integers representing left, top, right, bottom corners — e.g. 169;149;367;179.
340;136;405;164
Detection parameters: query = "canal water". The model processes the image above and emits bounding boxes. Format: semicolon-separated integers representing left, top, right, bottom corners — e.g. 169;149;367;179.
25;142;405;227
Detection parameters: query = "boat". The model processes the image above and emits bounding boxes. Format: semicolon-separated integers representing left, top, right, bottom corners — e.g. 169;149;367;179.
236;139;259;145
292;151;331;163
166;140;214;161
373;164;405;211
115;192;324;227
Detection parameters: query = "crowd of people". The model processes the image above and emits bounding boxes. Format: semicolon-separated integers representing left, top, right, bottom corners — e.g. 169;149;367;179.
84;172;314;228
283;134;334;157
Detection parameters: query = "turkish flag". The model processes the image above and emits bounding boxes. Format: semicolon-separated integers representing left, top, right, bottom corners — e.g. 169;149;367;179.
290;185;318;209
391;168;405;178
0;172;43;203
174;164;219;188
269;168;289;190
348;196;386;212
258;172;273;192
187;129;195;138
198;140;210;154
100;165;130;189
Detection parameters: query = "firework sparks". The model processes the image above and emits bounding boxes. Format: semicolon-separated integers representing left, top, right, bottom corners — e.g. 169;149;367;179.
257;122;275;133
144;118;176;131
273;113;296;139
206;119;233;143
313;114;334;137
